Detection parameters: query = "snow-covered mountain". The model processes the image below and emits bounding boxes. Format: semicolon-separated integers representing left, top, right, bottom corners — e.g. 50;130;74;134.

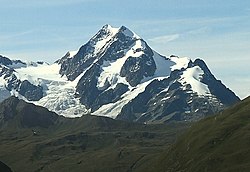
0;55;88;117
0;25;240;123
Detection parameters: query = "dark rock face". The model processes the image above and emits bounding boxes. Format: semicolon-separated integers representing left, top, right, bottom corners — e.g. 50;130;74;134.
117;59;236;123
91;83;129;111
117;80;224;123
76;63;129;111
0;66;10;77
72;26;158;111
0;55;27;68
59;24;117;81
0;66;21;91
0;55;12;66
120;46;156;87
117;78;172;122
59;25;142;82
0;64;44;101
76;64;102;109
19;80;43;101
100;27;137;62
194;59;240;105
59;46;97;81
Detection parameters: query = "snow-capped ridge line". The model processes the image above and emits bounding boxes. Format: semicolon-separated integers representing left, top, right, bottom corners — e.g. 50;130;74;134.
0;24;240;123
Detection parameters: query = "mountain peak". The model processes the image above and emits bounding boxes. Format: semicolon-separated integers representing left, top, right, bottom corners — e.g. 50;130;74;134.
0;55;12;66
193;58;212;76
100;24;119;35
102;24;118;31
0;24;240;124
100;24;140;39
55;24;240;122
119;25;140;39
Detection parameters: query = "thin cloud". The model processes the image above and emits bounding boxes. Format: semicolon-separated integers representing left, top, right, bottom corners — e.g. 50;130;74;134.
0;30;34;41
148;34;180;44
147;27;208;44
187;27;210;35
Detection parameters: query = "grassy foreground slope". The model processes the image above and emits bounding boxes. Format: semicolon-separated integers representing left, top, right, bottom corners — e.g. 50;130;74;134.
0;160;12;172
148;96;250;172
0;97;188;172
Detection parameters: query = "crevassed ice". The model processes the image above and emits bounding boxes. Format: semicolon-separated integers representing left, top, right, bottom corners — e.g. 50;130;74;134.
15;63;88;117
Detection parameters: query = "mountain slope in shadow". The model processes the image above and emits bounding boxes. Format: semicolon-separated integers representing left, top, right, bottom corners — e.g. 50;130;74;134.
148;96;250;172
0;96;188;172
0;161;12;172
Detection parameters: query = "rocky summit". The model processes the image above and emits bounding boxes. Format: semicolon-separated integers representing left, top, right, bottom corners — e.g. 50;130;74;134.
0;24;240;123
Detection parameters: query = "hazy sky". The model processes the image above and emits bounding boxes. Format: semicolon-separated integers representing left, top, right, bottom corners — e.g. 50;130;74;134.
0;0;249;99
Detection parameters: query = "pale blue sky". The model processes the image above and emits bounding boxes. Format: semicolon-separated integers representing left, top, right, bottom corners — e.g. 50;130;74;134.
0;0;249;98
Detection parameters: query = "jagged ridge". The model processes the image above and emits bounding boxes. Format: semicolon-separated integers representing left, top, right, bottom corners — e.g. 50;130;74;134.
0;24;240;123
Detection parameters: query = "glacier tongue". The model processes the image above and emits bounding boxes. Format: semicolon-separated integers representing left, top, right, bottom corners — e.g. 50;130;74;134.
14;63;89;117
35;80;88;118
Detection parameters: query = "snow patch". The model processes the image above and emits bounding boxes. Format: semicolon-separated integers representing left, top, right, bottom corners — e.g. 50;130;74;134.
161;96;171;101
93;79;153;118
15;63;66;86
129;39;146;57
97;59;129;90
170;56;191;71
97;39;147;89
180;66;210;96
153;51;174;77
106;24;120;35
92;25;119;56
68;51;78;58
